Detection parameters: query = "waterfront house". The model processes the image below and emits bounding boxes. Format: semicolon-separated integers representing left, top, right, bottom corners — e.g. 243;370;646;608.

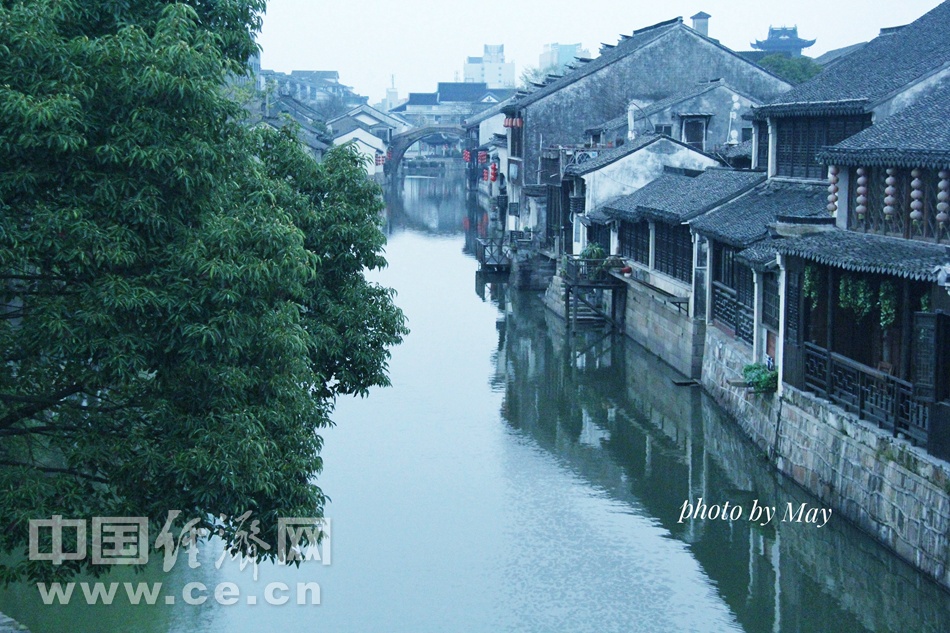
584;79;761;154
601;167;764;377
726;0;950;457
561;134;720;256
330;118;387;178
774;82;950;461
391;82;515;127
689;1;950;591
327;104;412;145
500;14;790;243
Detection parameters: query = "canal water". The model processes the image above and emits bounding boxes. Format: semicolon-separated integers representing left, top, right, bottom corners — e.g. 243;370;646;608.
3;175;950;632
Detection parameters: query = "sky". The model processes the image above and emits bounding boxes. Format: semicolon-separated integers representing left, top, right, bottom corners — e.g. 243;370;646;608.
257;0;946;104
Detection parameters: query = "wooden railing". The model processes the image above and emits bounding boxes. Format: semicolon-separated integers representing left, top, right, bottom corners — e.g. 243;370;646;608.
475;238;509;269
563;257;608;284
712;282;754;345
803;342;929;445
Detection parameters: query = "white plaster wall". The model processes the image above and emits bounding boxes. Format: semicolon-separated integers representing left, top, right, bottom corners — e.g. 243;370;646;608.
336;128;386;153
478;113;507;145
584;140;720;211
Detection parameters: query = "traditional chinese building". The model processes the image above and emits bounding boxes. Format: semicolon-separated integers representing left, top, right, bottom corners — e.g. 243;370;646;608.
751;26;816;57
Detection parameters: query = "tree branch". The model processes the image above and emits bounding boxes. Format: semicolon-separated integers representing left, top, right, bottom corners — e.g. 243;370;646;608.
0;385;85;429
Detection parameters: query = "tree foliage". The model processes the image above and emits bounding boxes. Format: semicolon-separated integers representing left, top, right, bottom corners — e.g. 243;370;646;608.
0;0;407;582
518;64;562;90
757;54;823;85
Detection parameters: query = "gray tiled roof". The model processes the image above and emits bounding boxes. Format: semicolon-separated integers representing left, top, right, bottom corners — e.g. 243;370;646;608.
774;230;950;281
690;179;827;247
755;2;950;118
512;19;680;109
563;134;665;175
817;82;950;170
603;168;765;224
721;139;753;159
464;97;514;127
438;82;489;102
564;133;716;176
736;241;779;271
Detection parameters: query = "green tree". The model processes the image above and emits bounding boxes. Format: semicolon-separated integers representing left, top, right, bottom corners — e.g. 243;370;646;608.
0;0;406;582
757;54;823;85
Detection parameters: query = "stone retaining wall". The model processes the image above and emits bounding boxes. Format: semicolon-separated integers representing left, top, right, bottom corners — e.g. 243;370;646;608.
622;279;705;378
702;324;950;590
510;250;556;291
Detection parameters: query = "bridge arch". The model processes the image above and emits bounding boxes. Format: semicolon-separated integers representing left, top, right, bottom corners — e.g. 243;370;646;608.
387;125;467;178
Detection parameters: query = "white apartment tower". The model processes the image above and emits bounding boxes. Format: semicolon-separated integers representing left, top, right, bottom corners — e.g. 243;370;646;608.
463;45;515;89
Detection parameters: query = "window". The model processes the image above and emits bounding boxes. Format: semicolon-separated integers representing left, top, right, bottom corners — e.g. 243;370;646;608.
654;124;673;136
682;119;706;151
712;243;754;344
653;223;693;283
620;221;650;265
741;127;753;143
775;115;871;179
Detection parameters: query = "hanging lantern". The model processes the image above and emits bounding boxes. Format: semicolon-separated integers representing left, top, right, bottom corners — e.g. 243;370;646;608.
937;170;949;226
855;167;868;219
827;165;839;215
884;168;897;220
910;168;924;222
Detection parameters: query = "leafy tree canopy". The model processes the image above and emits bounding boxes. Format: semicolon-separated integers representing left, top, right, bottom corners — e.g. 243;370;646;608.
0;0;407;582
757;54;824;85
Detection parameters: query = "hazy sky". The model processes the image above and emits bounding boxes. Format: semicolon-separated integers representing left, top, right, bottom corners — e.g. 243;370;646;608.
257;0;945;103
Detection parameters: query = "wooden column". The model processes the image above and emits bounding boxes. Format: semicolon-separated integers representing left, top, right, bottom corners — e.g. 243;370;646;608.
900;279;912;380
826;267;836;396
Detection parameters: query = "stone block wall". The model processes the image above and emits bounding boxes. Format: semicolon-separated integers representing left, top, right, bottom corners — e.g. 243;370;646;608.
702;325;780;452
702;325;950;590
702;397;950;632
777;386;950;589
510;250;556;291
542;274;567;319
622;279;705;379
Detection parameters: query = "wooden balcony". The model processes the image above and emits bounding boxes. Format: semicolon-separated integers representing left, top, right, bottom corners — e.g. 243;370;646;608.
475;238;510;272
803;342;930;446
562;257;624;289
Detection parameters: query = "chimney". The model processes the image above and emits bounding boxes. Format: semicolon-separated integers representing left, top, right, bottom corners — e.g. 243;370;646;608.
691;12;711;37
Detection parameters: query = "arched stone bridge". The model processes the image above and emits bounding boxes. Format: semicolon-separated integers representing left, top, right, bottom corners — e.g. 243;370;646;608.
388;125;467;177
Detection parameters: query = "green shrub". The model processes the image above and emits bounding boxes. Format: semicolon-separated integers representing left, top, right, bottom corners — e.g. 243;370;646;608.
743;363;778;393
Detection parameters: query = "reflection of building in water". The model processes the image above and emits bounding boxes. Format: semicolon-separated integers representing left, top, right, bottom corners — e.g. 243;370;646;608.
385;174;470;235
496;291;950;633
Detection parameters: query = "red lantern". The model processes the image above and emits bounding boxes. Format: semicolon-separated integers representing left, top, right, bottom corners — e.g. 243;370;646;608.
490;162;498;182
463;149;471;162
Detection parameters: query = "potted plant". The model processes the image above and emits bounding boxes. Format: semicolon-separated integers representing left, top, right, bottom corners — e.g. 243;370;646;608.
741;363;778;393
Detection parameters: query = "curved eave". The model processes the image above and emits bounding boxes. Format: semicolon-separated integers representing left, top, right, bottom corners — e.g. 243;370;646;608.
817;147;950;171
780;248;940;281
752;99;868;120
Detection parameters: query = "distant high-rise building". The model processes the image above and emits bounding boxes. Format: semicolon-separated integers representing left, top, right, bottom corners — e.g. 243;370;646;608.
463;45;516;89
539;43;591;71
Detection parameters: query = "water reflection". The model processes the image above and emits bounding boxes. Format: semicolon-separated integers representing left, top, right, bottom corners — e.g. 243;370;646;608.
497;285;950;633
2;176;948;633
